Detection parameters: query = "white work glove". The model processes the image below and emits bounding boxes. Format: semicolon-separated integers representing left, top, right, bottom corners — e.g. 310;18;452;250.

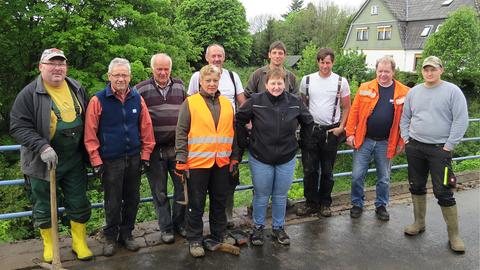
40;146;58;170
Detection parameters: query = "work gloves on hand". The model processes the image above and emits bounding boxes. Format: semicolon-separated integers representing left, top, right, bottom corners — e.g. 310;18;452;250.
40;146;58;170
175;162;188;184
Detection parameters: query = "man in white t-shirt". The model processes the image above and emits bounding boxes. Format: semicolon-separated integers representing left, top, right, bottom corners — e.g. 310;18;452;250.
296;48;351;218
187;44;246;111
187;44;245;228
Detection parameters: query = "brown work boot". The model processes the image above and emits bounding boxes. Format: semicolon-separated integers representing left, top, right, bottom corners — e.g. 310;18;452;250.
319;205;332;217
441;205;466;253
404;194;426;236
296;203;318;216
103;239;117;257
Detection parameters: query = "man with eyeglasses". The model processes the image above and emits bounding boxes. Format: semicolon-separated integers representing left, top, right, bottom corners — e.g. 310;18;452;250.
84;58;155;256
10;48;93;262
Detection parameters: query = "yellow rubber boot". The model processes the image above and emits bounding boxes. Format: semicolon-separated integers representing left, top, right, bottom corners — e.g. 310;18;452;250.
39;228;53;263
70;220;93;260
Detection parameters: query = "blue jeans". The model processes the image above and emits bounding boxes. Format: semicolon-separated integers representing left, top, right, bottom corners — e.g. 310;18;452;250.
249;153;296;229
351;138;391;208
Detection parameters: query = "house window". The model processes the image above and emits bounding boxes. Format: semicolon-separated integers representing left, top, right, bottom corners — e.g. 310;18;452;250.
414;54;423;70
377;26;392;40
356;28;369;41
421;25;433;37
436;24;443;32
442;0;454;6
371;5;378;15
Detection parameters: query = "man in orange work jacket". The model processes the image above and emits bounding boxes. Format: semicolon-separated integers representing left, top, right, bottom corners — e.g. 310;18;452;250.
175;65;239;258
345;56;409;221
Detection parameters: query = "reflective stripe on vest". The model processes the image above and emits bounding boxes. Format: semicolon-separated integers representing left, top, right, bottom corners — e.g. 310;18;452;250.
359;90;376;98
187;94;234;169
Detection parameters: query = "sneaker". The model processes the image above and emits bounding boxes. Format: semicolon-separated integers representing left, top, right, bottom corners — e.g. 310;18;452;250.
250;226;264;246
350;205;363;218
174;226;187;238
271;228;290;245
375;206;390;221
120;236;140;251
296;203;318;216
161;231;174;244
319;205;332;217
103;239;117;257
223;235;236;245
189;242;205;258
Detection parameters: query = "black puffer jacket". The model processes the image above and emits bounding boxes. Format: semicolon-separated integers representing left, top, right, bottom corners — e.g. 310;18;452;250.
236;91;313;165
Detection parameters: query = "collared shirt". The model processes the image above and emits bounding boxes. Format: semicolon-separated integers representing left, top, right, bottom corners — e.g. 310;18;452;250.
245;65;297;97
84;86;155;166
155;78;172;97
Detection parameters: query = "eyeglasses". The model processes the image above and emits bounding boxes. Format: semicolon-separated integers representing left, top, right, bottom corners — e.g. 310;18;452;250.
110;73;130;79
41;62;67;68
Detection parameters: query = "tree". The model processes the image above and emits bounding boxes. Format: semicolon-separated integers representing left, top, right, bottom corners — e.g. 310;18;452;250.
422;6;480;96
0;0;199;133
296;43;319;78
282;0;304;19
176;0;252;66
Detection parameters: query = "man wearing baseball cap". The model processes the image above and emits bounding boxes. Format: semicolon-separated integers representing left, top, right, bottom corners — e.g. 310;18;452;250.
400;56;469;253
10;48;93;261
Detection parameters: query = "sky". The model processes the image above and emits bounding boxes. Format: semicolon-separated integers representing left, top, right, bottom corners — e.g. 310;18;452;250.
239;0;366;21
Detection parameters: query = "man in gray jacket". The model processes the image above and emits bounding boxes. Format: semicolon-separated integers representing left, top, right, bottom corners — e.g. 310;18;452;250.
10;48;92;262
400;56;468;253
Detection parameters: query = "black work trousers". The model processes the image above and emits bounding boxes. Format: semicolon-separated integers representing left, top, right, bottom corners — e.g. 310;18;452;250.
405;139;456;207
146;146;185;232
301;126;339;207
186;164;229;243
102;154;141;241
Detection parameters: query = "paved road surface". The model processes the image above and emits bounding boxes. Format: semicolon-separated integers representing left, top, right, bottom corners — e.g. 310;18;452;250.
69;188;479;270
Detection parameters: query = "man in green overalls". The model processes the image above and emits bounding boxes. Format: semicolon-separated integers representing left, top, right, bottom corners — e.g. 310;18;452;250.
10;48;93;262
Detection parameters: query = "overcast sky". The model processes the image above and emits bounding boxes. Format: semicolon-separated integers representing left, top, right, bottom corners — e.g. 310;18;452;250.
239;0;366;20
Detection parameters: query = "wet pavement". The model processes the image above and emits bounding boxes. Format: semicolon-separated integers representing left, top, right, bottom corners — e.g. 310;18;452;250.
69;188;479;270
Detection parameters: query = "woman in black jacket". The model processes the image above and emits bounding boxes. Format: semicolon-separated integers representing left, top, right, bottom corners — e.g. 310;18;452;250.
236;68;313;246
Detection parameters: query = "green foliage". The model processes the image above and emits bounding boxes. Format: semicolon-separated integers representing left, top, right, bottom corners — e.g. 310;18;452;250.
395;71;419;88
176;0;252;66
282;0;305;19
333;50;367;83
0;0;199;129
296;43;319;78
273;1;354;55
422;6;480;96
296;45;367;92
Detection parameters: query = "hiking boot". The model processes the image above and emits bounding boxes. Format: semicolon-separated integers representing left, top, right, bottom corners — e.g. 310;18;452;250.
223;235;236;245
296;203;318;216
120;236;140;251
251;226;264;246
319;205;332;217
189;242;205;258
161;231;174;244
271;228;290;245
103;239;117;257
174;226;187;238
350;205;363;218
375;206;390;221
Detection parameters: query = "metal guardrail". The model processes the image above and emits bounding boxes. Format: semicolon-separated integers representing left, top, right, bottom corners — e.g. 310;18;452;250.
0;118;479;220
